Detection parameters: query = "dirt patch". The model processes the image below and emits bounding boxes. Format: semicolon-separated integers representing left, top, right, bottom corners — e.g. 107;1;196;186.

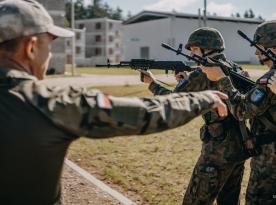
62;165;122;205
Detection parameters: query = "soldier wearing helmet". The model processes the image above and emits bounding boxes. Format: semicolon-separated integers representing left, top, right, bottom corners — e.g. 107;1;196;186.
142;27;249;205
199;21;276;205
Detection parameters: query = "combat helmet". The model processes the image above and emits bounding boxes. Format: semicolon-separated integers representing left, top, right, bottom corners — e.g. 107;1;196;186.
185;27;225;52
254;20;276;48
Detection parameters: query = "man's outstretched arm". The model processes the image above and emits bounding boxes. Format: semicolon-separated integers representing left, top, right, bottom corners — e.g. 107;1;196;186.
19;81;228;138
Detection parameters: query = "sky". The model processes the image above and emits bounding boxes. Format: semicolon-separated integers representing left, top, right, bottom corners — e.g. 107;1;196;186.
84;0;276;20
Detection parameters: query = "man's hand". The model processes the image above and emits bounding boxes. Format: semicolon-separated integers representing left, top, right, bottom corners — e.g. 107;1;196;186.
140;70;156;84
239;69;250;78
175;71;188;82
201;66;226;81
268;72;276;94
208;90;228;117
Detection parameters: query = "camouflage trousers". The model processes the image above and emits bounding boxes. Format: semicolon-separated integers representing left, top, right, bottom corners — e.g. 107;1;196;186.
182;158;244;205
182;126;247;205
245;142;276;205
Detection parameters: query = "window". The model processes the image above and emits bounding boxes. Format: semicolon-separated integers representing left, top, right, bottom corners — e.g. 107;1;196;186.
140;47;150;59
95;48;102;56
115;30;119;36
115;55;120;63
67;41;70;46
109;48;113;55
76;33;81;40
109;35;114;42
95;35;101;42
109;23;113;29
95;22;101;30
76;46;81;54
78;24;85;29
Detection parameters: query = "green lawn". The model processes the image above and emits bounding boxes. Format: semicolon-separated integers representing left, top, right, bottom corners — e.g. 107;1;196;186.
64;64;266;76
67;84;251;205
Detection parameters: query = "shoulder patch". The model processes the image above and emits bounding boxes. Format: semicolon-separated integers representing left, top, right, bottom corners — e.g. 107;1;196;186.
259;78;268;85
96;93;112;109
250;88;266;105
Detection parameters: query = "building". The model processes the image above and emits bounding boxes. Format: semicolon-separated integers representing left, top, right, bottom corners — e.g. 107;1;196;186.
75;18;123;66
65;28;86;65
37;0;67;73
123;11;264;64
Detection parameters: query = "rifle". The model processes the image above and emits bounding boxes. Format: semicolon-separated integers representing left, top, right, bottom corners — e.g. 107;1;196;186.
96;59;193;74
96;59;194;86
237;30;276;64
161;43;256;93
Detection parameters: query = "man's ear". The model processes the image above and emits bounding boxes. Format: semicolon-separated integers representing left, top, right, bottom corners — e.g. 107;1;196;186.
25;36;38;60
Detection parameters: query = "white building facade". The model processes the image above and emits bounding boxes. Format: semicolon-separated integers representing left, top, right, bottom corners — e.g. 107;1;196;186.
75;18;123;66
65;28;86;64
123;11;263;64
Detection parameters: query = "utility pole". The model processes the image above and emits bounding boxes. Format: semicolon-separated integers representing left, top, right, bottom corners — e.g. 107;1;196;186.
203;0;207;27
71;0;76;76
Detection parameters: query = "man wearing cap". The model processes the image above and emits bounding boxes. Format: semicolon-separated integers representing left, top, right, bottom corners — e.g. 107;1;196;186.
198;21;276;205
0;0;229;204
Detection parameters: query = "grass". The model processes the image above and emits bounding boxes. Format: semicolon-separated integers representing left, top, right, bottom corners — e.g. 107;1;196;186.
64;64;266;76
67;84;251;205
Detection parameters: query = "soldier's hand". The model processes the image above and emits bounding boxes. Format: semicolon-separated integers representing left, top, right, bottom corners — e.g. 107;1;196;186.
239;69;250;78
208;91;228;117
140;70;156;84
201;66;226;81
268;72;276;94
175;71;188;82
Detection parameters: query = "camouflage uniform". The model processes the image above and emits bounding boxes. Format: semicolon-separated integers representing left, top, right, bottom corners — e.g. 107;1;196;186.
217;21;276;205
149;28;247;205
0;1;223;204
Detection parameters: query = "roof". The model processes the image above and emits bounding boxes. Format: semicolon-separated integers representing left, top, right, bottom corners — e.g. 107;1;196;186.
123;10;264;25
76;17;122;23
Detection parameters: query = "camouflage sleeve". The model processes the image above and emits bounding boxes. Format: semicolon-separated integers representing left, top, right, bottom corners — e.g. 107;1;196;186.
217;76;275;120
148;81;172;95
174;70;209;92
19;81;216;138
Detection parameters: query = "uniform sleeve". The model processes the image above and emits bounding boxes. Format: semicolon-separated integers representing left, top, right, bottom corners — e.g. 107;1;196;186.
148;81;172;95
174;70;209;92
19;81;216;139
217;76;275;120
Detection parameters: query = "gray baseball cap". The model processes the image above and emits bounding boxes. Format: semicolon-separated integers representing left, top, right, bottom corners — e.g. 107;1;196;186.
0;0;74;43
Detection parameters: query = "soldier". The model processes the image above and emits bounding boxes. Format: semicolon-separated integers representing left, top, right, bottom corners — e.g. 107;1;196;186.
197;21;276;205
142;27;249;205
0;0;229;204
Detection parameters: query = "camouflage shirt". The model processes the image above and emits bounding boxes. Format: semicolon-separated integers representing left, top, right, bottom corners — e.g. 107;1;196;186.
217;66;276;139
149;54;247;164
0;67;217;204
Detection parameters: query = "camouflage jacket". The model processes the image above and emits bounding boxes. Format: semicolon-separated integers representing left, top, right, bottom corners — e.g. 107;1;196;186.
0;67;217;204
149;54;240;125
149;54;247;164
217;66;276;142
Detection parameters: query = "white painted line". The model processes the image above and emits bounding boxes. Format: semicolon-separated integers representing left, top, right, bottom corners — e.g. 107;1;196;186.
65;159;137;205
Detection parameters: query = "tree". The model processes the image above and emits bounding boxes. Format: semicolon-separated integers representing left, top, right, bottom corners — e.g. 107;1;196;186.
236;12;240;18
249;9;255;18
65;0;124;25
244;10;249;18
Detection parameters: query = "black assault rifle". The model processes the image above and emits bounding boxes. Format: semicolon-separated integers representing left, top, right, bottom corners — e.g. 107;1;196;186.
237;30;276;64
161;43;256;93
96;59;193;74
96;59;194;86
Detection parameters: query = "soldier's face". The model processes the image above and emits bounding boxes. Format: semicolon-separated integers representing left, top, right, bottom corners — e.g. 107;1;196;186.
190;46;201;56
255;45;275;68
28;33;54;80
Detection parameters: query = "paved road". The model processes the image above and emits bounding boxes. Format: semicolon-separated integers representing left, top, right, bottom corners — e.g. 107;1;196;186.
41;69;266;87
